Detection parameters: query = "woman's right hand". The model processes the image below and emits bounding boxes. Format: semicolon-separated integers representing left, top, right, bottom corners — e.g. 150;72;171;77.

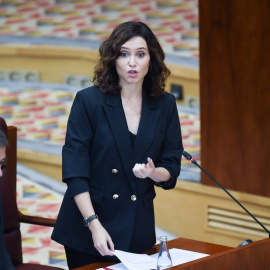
89;219;115;256
73;192;114;256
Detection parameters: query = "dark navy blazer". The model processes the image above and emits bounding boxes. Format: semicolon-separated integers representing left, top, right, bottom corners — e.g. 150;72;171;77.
52;86;183;256
0;195;15;270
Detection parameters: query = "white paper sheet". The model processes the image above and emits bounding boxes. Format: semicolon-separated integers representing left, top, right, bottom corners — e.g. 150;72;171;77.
113;250;157;270
96;248;209;270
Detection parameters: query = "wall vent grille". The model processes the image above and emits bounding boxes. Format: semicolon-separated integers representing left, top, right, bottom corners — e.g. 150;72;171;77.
207;206;270;237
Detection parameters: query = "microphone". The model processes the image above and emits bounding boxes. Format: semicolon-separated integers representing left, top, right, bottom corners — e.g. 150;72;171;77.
182;149;270;245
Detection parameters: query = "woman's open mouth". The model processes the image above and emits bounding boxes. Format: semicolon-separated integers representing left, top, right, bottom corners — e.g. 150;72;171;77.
128;70;138;77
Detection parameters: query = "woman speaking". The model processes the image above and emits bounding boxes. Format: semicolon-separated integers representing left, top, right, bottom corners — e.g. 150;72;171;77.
52;21;183;269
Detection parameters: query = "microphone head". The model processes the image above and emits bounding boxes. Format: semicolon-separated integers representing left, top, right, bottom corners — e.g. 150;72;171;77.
238;239;253;247
182;150;192;161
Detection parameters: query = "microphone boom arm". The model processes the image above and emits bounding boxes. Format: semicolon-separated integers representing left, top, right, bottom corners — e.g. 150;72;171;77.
182;150;270;238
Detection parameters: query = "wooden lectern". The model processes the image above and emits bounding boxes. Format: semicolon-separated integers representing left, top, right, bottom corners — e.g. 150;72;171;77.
75;237;270;270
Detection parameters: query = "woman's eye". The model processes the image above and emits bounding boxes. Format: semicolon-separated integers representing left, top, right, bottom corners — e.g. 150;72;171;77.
120;52;128;57
137;52;145;58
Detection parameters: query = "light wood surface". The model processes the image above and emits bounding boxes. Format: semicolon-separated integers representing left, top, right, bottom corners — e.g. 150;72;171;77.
0;44;199;106
154;180;270;247
17;148;62;181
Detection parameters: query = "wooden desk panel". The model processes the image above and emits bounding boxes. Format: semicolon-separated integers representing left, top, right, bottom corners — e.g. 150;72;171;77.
74;237;232;270
173;238;270;270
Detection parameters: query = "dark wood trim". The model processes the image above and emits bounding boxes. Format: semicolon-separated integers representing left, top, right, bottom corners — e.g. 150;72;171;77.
199;0;270;196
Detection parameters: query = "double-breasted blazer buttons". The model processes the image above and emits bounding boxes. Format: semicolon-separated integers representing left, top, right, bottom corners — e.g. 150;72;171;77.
112;169;118;173
113;194;119;199
131;195;137;201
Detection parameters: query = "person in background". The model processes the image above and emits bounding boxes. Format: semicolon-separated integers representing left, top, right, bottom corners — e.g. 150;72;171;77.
52;21;183;269
0;123;16;270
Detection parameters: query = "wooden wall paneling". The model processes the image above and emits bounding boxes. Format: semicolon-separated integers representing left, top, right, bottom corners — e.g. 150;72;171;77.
199;0;270;196
167;63;199;106
0;45;98;83
0;45;199;106
17;149;62;182
154;181;270;248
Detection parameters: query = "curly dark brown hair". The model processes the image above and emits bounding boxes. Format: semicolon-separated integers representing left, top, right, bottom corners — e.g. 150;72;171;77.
93;21;171;99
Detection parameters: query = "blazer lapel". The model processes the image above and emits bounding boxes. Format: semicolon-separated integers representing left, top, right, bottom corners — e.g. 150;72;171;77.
103;93;137;192
133;91;161;162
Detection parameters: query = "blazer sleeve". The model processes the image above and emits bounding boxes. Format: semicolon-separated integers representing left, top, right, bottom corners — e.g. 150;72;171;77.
62;91;93;197
154;95;183;190
1;243;16;270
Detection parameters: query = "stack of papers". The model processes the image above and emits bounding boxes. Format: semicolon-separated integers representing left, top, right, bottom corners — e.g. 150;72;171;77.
97;248;209;270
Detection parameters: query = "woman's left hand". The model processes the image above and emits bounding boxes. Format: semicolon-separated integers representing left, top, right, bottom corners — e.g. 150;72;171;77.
133;157;155;179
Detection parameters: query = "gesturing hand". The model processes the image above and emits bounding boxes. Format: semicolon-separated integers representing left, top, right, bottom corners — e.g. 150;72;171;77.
89;219;114;256
133;157;156;179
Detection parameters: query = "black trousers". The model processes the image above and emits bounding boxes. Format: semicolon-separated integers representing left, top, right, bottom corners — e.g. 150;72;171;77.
64;246;119;269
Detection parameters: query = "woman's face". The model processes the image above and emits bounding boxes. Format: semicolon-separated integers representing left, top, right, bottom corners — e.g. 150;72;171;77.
116;36;150;88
